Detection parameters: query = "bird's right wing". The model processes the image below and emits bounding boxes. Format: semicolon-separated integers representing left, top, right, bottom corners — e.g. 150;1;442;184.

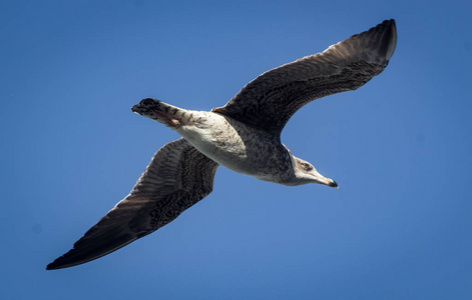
47;138;219;270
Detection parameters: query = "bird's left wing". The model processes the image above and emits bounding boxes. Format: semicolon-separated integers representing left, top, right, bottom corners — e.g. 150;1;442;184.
47;138;219;270
212;19;397;136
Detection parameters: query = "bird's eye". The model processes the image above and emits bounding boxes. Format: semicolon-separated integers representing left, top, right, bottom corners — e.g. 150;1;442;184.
301;162;313;171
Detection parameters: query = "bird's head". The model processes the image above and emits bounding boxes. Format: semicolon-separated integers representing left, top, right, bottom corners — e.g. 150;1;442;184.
292;157;338;188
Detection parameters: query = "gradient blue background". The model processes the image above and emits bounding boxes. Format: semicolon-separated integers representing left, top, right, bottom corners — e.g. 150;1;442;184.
2;0;471;299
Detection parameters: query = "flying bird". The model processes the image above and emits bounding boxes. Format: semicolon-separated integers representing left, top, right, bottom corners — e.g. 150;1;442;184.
47;19;397;270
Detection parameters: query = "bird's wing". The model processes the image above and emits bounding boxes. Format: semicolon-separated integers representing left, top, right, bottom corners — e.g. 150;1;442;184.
212;19;397;136
47;138;219;270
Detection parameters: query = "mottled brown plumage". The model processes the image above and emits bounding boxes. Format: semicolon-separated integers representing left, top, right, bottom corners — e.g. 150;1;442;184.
213;19;396;135
47;139;218;269
47;19;396;270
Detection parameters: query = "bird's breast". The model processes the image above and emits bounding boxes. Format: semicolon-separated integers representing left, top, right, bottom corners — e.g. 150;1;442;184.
175;111;293;182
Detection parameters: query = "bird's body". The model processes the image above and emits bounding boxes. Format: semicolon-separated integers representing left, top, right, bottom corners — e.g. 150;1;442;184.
133;100;309;185
47;19;397;270
177;112;292;184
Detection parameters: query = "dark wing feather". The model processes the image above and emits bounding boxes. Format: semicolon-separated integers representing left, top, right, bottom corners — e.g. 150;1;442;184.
212;19;397;136
47;138;219;270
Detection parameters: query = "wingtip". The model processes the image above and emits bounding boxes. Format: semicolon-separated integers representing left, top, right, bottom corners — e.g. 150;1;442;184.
45;251;99;270
46;257;69;270
45;248;91;270
46;255;92;270
363;19;397;62
46;261;61;270
383;19;397;61
45;263;57;270
341;19;397;63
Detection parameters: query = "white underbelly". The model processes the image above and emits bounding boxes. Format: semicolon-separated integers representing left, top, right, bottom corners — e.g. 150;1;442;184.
174;112;277;178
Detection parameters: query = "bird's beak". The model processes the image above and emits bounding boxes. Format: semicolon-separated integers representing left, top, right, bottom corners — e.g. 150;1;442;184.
328;179;338;188
316;177;338;188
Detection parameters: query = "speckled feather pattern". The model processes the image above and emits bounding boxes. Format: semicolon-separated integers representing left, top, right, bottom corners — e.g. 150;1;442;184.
212;19;396;135
47;139;218;269
47;20;396;270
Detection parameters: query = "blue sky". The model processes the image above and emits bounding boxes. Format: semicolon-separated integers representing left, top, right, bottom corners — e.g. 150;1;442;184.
1;0;471;299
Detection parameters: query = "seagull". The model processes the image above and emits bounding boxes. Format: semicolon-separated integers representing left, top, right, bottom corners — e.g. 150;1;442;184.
47;19;397;270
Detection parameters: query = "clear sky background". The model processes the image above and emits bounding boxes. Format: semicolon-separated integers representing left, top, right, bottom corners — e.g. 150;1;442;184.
1;0;471;299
